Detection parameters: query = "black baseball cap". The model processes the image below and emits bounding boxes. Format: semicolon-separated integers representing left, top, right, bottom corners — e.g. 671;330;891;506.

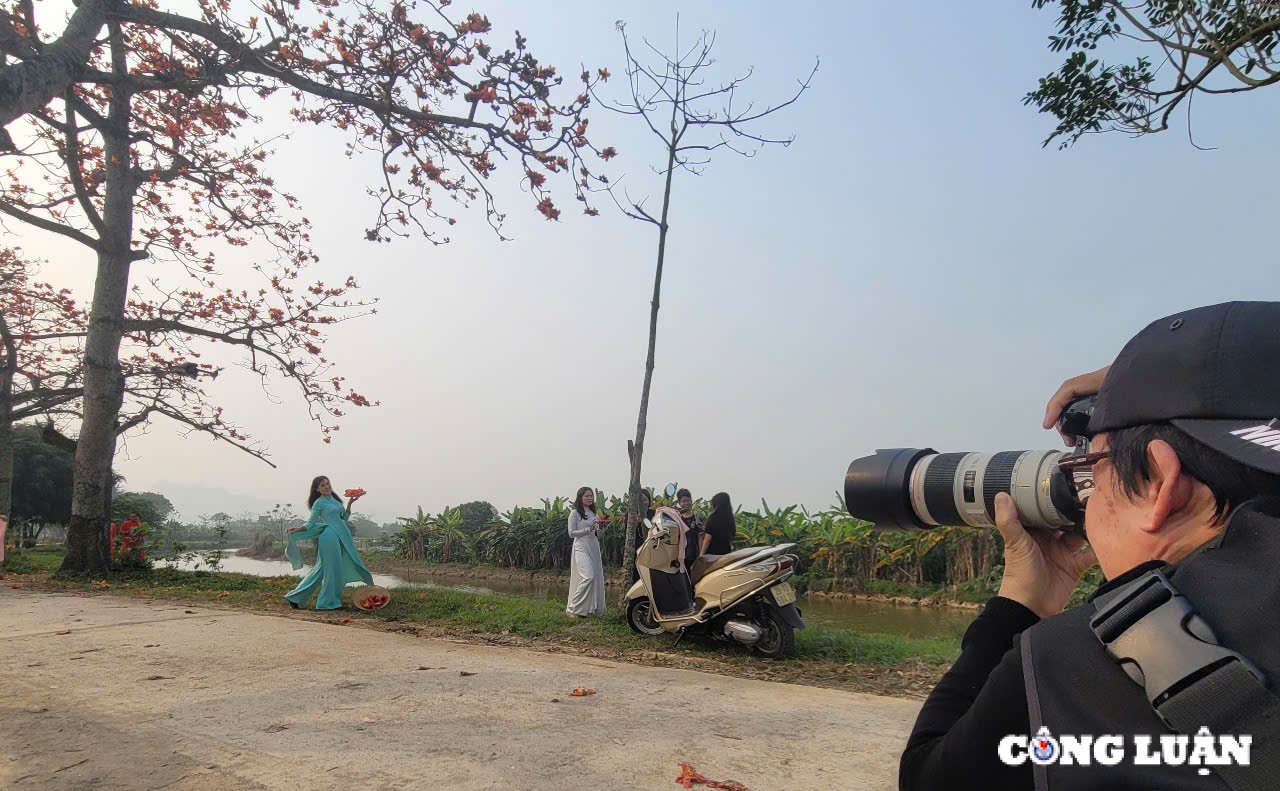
1087;301;1280;476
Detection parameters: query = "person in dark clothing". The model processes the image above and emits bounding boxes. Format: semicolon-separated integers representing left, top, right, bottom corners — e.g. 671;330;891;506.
702;492;736;556
901;302;1280;791
675;486;706;565
676;488;704;573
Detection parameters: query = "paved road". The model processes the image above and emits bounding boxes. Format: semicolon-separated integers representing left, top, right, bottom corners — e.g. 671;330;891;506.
0;589;920;790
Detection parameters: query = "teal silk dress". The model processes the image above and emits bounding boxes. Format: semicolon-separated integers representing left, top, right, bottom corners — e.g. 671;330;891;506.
284;496;373;610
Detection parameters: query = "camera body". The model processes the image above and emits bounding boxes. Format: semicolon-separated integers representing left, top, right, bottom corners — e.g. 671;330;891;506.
845;397;1096;532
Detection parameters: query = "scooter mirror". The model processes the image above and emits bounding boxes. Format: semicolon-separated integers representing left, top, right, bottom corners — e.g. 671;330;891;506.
664;483;678;499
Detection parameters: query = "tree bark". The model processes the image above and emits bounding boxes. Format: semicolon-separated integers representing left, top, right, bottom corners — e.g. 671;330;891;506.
621;129;679;593
0;307;14;522
0;0;110;129
59;22;134;575
0;396;12;523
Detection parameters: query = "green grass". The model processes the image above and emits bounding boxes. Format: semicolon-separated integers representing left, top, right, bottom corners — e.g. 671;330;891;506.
6;546;960;670
2;545;65;574
798;625;957;665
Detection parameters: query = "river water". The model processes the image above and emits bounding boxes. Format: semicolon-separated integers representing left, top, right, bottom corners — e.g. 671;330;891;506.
160;552;975;640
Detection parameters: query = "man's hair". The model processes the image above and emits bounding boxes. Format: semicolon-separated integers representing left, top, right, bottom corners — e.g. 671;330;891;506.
676;488;691;501
1108;423;1280;523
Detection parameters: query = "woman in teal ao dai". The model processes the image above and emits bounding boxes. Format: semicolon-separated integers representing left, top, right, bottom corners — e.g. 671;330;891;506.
284;476;373;610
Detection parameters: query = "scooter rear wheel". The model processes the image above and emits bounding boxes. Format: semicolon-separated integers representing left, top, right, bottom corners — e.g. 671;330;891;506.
626;597;666;636
753;608;796;659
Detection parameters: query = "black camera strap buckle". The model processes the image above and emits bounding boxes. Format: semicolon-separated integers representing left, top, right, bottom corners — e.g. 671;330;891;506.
1091;569;1263;720
1091;569;1280;791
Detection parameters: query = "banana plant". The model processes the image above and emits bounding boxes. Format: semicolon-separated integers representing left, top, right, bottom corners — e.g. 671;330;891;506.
395;506;433;562
394;489;1006;593
734;513;771;546
432;506;470;563
810;513;873;582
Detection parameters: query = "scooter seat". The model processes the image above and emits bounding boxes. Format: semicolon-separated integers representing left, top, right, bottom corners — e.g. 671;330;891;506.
689;547;764;585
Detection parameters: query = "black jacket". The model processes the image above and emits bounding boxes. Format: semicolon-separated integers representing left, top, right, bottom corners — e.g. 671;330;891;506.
902;498;1280;790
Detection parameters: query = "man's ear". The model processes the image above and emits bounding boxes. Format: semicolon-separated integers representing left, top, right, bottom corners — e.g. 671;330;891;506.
1143;439;1194;533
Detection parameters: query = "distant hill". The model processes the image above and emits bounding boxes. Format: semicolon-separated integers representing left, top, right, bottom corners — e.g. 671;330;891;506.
147;481;281;523
147;480;390;524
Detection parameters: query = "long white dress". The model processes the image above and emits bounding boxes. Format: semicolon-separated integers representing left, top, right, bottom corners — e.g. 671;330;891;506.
565;507;607;616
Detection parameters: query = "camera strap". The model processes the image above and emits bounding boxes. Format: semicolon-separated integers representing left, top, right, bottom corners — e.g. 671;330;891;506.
1091;569;1280;791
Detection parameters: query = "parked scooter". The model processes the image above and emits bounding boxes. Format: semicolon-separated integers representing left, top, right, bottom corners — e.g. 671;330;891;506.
625;484;804;658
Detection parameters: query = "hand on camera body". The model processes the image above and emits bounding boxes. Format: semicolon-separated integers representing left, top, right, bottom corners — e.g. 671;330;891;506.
1043;364;1110;445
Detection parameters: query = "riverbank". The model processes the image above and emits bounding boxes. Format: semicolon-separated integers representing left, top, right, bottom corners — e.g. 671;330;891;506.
805;590;983;611
4;546;956;699
360;552;986;609
224;544;988;610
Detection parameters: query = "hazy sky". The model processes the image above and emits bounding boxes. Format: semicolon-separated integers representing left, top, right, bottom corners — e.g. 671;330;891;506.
27;1;1280;524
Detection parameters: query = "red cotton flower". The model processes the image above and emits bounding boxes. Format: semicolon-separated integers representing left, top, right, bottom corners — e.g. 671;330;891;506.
536;198;560;221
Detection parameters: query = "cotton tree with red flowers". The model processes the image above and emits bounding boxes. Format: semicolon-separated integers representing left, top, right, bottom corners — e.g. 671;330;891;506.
0;0;611;573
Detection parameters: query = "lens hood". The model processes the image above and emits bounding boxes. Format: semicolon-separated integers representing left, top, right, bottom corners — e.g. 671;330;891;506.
845;448;935;530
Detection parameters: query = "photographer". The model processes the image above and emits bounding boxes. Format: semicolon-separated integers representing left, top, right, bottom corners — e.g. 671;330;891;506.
900;301;1280;790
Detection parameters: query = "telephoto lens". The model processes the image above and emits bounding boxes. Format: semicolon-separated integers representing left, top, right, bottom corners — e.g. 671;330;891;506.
844;396;1096;532
844;448;1083;531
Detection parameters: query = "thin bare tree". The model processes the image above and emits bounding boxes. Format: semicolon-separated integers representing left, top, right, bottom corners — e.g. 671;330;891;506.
595;19;816;585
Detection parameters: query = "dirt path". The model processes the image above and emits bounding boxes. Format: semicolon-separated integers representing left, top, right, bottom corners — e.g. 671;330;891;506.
0;588;921;791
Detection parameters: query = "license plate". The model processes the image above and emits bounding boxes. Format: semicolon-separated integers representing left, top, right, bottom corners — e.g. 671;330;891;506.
771;582;796;606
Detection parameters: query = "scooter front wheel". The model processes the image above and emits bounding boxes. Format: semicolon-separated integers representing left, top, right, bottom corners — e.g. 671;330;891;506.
626;597;666;636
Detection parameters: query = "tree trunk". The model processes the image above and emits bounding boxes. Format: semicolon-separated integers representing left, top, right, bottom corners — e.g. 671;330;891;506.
59;23;134;575
0;406;12;524
621;133;679;596
0;417;11;522
0;315;13;522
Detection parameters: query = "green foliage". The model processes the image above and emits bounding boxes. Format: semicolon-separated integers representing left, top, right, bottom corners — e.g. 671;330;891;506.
385;491;1030;603
198;513;230;571
111;492;175;528
1;544;64;574
1069;566;1107;608
456;501;498;534
114;544;154;572
1026;0;1280;146
142;512;230;571
11;424;73;524
472;498;573;568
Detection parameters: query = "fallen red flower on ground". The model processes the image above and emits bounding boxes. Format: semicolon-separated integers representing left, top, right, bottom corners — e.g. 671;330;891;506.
676;762;706;788
674;762;749;791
